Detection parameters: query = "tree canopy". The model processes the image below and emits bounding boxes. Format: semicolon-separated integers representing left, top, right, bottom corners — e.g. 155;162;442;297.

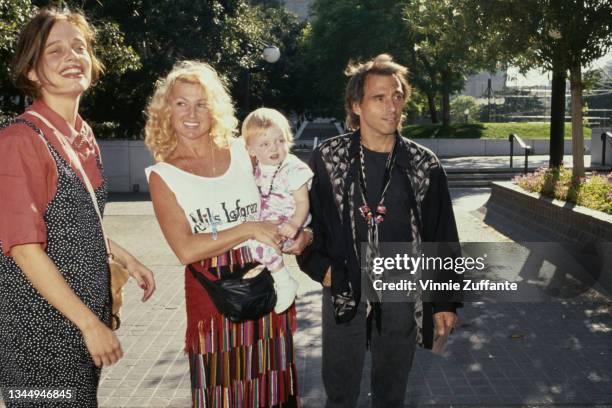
2;0;610;143
470;0;612;174
1;0;305;137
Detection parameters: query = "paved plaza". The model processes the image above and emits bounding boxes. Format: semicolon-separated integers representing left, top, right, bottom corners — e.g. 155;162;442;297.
1;156;610;408
439;154;593;169
89;183;612;408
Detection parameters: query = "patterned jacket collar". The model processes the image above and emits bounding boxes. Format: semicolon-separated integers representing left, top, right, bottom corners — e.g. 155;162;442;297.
344;129;415;169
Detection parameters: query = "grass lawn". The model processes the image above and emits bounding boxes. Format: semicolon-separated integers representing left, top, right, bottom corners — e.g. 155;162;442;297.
404;122;592;140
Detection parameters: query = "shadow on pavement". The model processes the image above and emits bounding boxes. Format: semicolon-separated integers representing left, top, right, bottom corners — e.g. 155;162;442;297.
294;277;612;407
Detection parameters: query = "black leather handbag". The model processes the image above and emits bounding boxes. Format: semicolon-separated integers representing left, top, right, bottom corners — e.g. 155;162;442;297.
188;263;277;322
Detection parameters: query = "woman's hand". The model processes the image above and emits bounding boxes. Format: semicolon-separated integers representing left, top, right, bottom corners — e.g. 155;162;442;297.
108;239;156;302
81;318;123;367
11;244;125;368
126;258;156;302
248;220;282;253
150;172;281;263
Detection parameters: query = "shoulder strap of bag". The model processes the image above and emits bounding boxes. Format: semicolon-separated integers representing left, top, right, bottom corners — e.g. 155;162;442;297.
187;264;215;288
26;110;112;257
13;117;51;148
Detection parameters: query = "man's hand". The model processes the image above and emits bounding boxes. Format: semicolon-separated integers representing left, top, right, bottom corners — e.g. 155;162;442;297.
278;221;299;240
433;311;457;337
283;228;312;255
322;267;331;287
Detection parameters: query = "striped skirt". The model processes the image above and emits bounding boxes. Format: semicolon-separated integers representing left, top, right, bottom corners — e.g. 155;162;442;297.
186;247;299;407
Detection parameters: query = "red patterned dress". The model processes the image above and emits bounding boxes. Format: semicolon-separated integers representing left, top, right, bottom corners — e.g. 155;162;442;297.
146;138;299;407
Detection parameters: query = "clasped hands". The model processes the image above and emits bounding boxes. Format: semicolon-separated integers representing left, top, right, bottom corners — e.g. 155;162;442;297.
251;219;311;255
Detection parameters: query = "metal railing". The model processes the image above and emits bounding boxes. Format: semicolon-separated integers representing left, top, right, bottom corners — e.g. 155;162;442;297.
509;133;533;173
601;131;612;167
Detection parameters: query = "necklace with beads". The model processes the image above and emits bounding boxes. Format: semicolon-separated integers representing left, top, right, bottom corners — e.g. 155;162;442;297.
257;160;284;198
359;134;398;303
357;137;397;226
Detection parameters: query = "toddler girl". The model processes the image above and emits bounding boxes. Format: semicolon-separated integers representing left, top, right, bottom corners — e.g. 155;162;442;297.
243;108;313;313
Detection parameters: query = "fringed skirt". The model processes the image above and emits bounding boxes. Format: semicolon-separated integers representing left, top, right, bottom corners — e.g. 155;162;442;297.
185;247;299;408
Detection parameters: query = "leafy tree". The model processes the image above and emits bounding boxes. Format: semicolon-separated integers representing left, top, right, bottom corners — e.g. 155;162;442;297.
299;0;496;127
239;3;308;118
403;87;429;123
404;0;496;127
450;95;480;123
2;0;302;137
77;19;142;137
470;0;612;176
78;0;270;137
465;0;567;167
302;0;413;120
560;0;612;178
0;0;141;136
0;0;34;116
80;0;303;136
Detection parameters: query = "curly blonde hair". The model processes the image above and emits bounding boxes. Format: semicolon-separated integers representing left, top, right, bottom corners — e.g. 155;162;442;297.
145;60;238;161
241;107;294;149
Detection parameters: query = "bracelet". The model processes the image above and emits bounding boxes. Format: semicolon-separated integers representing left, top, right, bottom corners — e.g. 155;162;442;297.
302;227;314;246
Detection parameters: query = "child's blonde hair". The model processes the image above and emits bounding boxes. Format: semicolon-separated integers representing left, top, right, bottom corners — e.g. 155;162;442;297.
242;108;294;148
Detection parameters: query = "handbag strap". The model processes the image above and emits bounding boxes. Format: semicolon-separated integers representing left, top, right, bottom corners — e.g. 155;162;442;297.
14;118;52;153
188;264;217;289
26;110;112;257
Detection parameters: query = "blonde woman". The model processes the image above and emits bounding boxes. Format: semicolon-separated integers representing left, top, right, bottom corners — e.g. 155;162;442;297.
145;61;305;407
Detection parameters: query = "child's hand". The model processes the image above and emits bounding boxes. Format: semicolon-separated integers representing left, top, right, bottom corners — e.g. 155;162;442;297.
278;222;299;239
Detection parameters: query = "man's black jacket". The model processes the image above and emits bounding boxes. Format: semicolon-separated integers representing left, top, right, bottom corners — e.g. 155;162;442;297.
297;131;461;349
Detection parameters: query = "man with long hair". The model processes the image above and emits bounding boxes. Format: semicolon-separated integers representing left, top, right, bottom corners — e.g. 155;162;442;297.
298;54;460;407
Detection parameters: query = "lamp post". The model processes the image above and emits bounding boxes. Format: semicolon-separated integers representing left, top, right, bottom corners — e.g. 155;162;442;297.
244;43;280;115
464;108;470;123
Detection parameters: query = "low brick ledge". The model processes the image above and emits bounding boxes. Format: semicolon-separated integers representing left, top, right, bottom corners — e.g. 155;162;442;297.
487;181;612;243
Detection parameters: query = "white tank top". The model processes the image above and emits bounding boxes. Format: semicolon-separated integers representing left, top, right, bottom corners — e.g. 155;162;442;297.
145;137;260;248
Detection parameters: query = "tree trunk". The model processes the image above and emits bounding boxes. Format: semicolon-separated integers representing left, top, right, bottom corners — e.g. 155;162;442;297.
417;54;440;124
569;65;585;178
441;90;450;128
549;63;566;168
441;69;451;128
426;92;439;124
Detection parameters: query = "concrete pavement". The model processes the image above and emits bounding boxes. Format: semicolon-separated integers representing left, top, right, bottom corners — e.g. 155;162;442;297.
92;186;612;407
1;155;609;407
439;154;593;169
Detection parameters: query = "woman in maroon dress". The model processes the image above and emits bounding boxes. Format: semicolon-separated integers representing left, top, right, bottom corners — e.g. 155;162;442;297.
0;8;155;407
